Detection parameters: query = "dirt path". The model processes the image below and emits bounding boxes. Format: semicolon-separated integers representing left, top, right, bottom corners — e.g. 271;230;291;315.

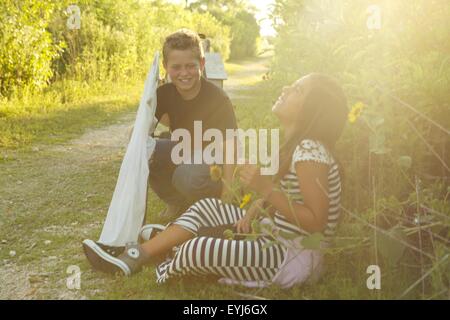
0;57;270;299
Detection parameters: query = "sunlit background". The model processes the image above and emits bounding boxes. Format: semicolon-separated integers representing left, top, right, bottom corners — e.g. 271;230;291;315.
168;0;276;36
0;0;448;300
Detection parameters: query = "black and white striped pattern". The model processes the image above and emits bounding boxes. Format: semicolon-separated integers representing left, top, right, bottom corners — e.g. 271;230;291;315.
278;139;341;238
156;198;285;284
155;139;341;283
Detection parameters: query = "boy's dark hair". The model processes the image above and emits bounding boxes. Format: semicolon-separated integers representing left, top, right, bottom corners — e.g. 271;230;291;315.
163;29;204;64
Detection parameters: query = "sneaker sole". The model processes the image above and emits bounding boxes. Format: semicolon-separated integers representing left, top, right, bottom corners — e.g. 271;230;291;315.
82;239;131;276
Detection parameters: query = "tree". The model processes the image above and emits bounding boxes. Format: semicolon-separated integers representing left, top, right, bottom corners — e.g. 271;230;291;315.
188;0;260;59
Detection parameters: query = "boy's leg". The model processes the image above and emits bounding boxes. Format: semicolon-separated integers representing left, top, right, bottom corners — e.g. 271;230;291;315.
172;164;222;203
148;139;187;207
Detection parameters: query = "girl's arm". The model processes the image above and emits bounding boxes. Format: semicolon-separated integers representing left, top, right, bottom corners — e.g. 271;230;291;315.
235;198;273;234
239;162;330;234
262;162;329;233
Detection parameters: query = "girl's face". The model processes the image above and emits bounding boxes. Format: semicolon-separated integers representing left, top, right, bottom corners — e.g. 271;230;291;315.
272;75;312;126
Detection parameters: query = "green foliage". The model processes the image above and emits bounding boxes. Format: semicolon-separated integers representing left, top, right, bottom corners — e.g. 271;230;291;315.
0;0;64;97
228;10;261;59
0;0;231;96
271;0;450;207
374;226;407;265
189;0;260;59
301;232;325;250
270;0;450;298
51;0;231;81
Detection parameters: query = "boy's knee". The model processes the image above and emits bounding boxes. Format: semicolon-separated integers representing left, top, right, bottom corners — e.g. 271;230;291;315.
172;164;222;201
172;165;195;196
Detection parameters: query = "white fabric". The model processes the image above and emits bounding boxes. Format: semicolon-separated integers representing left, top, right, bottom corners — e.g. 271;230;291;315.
290;139;334;172
271;236;324;289
98;52;160;246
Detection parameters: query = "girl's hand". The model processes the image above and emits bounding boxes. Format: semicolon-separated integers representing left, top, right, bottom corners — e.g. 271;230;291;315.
239;163;273;196
235;199;265;234
235;215;252;234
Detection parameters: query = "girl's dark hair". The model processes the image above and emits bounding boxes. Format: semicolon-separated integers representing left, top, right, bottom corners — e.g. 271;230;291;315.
276;73;348;180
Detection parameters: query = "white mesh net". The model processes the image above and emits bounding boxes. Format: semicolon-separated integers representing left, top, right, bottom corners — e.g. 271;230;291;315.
98;52;159;246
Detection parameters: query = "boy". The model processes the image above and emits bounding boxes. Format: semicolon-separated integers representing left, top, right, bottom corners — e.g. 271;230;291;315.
83;29;237;261
149;29;237;217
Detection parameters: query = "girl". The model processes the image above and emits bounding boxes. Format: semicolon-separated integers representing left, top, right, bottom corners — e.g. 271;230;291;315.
83;73;348;288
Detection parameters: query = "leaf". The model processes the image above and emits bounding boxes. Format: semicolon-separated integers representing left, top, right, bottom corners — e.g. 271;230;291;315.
262;241;275;250
376;227;407;264
397;156;412;170
333;237;357;248
223;229;234;240
278;230;301;240
300;232;325;250
370;132;391;155
245;234;258;241
260;221;275;234
367;116;385;129
251;219;261;234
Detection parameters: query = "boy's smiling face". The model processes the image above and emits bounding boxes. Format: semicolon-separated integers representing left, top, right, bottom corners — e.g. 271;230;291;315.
164;49;205;100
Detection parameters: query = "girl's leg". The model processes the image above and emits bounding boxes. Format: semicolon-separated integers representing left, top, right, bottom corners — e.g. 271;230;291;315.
156;236;286;284
83;198;247;276
142;198;245;258
140;224;192;257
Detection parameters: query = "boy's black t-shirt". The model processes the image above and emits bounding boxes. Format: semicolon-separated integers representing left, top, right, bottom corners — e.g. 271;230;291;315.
155;78;237;146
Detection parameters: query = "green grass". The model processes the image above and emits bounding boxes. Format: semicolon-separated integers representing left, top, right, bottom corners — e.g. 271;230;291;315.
0;79;142;149
0;142;420;299
0;58;447;300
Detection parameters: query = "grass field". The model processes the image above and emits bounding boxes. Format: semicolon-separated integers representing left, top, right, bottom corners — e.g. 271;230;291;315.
0;57;447;300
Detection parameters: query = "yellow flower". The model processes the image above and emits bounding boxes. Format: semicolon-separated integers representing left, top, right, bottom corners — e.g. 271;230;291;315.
239;193;252;209
348;102;365;124
209;165;223;182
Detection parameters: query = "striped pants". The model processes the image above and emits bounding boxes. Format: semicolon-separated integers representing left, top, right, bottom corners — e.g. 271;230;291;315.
155;198;286;284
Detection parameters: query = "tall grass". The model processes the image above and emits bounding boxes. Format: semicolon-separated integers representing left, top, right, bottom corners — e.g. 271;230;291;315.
267;0;449;299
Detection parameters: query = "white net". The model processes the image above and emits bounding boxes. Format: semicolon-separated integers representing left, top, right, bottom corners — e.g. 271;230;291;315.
98;52;160;246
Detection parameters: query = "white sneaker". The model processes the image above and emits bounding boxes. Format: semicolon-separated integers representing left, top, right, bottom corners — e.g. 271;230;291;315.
139;223;167;241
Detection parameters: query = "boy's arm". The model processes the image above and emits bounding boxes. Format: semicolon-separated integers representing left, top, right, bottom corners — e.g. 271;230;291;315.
158;113;170;128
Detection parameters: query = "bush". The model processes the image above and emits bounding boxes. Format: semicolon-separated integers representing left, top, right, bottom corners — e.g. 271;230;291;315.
54;1;231;81
271;0;450;206
188;1;260;59
0;1;63;97
228;10;260;59
1;0;232;96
